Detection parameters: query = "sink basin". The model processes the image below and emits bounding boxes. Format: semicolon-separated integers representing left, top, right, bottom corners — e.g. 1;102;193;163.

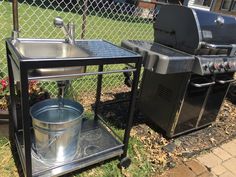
13;39;89;59
12;39;89;80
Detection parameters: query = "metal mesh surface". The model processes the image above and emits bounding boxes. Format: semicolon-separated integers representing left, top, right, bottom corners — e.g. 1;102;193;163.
0;0;155;96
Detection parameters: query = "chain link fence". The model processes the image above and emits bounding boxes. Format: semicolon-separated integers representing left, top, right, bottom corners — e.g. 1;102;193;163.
0;0;155;102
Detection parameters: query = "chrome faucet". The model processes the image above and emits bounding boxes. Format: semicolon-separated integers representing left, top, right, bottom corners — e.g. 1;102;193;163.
54;17;75;45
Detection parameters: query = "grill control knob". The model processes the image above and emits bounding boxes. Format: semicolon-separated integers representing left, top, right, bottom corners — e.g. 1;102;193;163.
214;63;223;70
219;63;224;69
208;62;215;71
203;64;208;71
223;62;231;70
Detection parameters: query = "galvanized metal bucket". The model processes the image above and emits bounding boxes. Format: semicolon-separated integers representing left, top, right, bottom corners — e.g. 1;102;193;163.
30;98;84;164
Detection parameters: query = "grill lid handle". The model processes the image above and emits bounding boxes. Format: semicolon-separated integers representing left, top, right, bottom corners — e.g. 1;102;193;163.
190;81;215;88
216;79;235;84
200;42;234;56
201;43;232;50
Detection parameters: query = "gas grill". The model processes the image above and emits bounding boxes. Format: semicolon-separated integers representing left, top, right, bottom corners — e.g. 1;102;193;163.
121;5;236;137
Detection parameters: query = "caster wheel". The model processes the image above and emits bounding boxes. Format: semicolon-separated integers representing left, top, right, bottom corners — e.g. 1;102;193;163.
118;157;131;169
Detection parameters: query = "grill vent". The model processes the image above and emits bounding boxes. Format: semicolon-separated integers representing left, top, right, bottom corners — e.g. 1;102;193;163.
157;84;173;102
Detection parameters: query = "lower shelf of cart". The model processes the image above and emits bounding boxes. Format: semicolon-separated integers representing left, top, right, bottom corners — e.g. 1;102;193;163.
14;118;124;177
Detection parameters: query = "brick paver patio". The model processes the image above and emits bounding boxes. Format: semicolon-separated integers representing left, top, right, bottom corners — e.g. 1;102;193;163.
159;138;236;177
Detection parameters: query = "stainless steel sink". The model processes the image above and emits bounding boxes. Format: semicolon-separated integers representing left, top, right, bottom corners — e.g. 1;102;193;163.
14;39;89;58
12;39;89;80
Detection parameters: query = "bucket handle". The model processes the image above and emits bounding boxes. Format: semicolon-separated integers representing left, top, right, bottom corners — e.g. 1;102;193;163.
33;124;80;153
32;133;61;153
33;125;72;152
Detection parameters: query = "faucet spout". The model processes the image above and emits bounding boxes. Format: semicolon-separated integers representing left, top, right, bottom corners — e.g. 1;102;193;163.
67;22;75;45
54;17;75;45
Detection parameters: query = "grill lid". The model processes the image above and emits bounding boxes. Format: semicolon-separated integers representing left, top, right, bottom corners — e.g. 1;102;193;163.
154;5;236;55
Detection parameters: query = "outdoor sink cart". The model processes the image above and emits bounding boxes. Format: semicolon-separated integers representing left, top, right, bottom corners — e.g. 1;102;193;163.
6;38;142;177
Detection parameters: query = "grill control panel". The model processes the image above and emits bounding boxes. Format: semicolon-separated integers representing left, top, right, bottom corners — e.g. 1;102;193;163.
192;56;236;75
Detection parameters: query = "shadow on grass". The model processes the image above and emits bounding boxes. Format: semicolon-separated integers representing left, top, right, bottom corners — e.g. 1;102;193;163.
95;91;169;139
96;91;145;130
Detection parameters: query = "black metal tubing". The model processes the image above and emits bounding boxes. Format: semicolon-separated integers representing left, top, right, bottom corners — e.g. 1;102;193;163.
6;40;142;177
6;48;17;131
20;57;138;69
15;133;26;174
19;65;32;176
121;58;142;158
94;65;103;120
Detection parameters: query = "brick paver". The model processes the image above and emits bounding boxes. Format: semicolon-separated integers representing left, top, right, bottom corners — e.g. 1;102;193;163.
160;164;196;177
185;160;207;175
159;138;236;177
222;157;236;175
211;165;227;176
220;141;236;156
198;171;214;177
198;138;236;177
197;153;222;168
160;160;212;177
212;147;231;161
219;171;235;177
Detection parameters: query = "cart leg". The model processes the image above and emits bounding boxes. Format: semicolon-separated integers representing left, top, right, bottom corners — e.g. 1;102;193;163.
94;65;103;120
20;68;32;177
120;60;142;168
6;51;17;141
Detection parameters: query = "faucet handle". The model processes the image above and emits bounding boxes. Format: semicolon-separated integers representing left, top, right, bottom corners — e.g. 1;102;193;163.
54;17;75;45
67;22;75;41
54;17;64;28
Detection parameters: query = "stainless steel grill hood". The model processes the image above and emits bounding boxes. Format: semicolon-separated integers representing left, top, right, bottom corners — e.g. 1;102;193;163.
154;5;236;55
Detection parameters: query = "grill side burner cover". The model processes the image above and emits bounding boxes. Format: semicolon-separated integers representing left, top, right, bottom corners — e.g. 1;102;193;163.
154;5;236;54
121;40;195;74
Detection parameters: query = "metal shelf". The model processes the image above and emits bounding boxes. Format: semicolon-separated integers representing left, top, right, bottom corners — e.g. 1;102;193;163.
15;118;123;177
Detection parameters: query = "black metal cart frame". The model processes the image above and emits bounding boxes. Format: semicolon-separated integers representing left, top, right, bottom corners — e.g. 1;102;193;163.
6;38;142;177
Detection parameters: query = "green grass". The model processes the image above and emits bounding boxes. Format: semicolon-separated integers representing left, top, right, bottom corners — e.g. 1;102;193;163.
0;136;19;177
